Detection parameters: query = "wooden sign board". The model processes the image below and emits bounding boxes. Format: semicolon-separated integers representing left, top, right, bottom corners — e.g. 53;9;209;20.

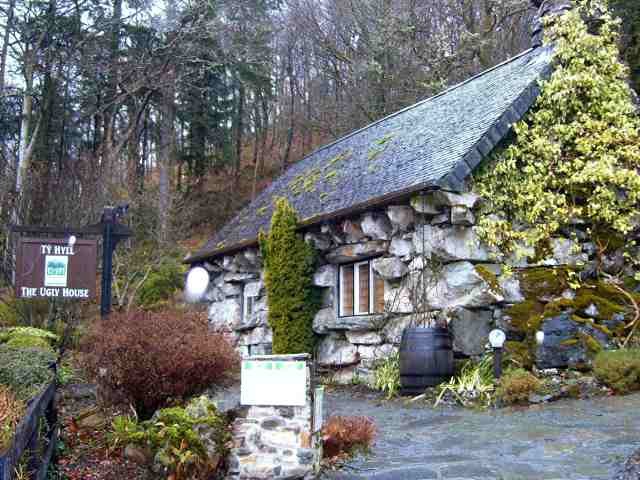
15;237;98;300
241;360;307;406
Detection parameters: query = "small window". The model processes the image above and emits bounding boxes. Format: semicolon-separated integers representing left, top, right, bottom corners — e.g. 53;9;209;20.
339;260;385;316
243;287;256;320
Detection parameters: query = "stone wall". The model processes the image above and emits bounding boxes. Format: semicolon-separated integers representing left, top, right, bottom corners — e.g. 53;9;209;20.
227;354;320;480
203;187;636;380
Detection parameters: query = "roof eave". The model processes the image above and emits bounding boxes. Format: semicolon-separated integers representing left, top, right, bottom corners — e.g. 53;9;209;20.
184;182;442;264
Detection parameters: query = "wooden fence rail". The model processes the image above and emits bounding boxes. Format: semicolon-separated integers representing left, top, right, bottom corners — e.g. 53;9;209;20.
0;366;58;480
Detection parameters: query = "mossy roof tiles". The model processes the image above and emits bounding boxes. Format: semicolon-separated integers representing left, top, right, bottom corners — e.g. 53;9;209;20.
187;46;554;263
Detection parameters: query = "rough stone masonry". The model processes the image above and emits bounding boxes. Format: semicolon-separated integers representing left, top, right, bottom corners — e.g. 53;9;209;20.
227;354;321;480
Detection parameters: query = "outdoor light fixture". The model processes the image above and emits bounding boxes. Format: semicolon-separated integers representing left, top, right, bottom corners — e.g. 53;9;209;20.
184;266;210;303
68;235;77;247
536;330;545;346
489;329;506;379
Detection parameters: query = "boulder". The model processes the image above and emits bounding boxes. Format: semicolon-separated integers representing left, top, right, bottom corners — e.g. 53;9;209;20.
223;254;259;273
357;344;398;367
389;237;414;258
536;313;611;369
243;248;261;268
239;326;273;346
386;206;415;232
313;265;336;287
345;330;383;345
450;205;475;226
372;257;408;280
381;315;413;344
413;225;490;262
423;261;504;309
304;232;332;251
224;272;257;283
234;310;268;331
361;213;393;240
313;307;383;332
498;275;525;303
410;194;442;215
204;286;225;303
342;219;366;243
326;366;375;386
325;240;389;263
431;191;480;209
448;308;493;357
430;213;449;225
321;223;345;244
208;298;242;331
545;238;588;267
317;336;359;367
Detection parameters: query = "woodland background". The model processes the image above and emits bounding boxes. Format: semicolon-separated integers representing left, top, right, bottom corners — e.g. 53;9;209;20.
0;0;638;310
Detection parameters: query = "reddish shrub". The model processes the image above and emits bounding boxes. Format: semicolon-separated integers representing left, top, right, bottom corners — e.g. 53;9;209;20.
81;309;239;418
322;415;376;460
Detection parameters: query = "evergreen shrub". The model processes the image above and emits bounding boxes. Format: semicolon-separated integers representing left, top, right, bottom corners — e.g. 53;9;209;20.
109;397;229;478
259;198;319;354
593;349;640;393
81;310;239;418
137;257;185;310
0;345;56;401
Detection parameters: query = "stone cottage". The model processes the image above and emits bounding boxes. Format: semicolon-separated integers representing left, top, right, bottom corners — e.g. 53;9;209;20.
185;0;637;382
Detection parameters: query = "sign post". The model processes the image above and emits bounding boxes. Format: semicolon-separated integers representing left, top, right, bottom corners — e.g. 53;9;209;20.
11;205;131;318
15;238;98;300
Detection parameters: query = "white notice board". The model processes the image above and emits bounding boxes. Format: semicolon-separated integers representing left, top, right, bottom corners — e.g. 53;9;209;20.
241;360;307;406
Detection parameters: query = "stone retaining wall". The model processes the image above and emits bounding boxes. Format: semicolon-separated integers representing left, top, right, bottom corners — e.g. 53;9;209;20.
227;354;320;480
203;187;637;380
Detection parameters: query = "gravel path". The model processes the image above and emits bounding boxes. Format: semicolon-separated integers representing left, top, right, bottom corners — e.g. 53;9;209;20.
321;390;640;480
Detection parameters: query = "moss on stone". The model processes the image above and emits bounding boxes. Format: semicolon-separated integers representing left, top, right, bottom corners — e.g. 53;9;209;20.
560;338;580;346
578;331;603;355
474;265;502;294
504;341;534;370
519;267;569;299
505;300;544;335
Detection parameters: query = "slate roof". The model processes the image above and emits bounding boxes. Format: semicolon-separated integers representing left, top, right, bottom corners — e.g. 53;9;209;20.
187;45;554;263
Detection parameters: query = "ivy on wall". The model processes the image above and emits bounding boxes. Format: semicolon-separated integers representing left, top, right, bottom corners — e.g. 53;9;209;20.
475;1;640;258
259;198;319;354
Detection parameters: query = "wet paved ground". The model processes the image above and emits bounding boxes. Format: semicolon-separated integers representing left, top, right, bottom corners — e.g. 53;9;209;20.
321;390;640;480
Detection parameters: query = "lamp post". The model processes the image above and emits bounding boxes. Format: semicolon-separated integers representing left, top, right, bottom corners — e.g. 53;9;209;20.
489;329;506;379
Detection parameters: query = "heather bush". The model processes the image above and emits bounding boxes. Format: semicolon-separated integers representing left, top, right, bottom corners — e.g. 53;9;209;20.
593;349;640;394
322;416;376;460
496;368;541;405
0;345;56;400
82;310;239;418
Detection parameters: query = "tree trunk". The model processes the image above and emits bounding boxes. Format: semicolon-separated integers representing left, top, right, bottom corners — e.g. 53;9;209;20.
0;0;15;93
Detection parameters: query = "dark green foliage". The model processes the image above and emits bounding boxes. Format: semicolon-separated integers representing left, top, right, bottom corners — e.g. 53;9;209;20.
0;345;56;401
259;198;319;354
109;397;229;478
137;257;185;310
593;349;640;394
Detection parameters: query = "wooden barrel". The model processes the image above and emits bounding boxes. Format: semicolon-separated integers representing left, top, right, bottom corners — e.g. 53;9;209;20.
399;327;454;395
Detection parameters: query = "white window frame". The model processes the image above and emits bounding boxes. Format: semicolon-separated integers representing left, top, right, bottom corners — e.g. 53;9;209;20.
243;287;256;321
339;260;376;317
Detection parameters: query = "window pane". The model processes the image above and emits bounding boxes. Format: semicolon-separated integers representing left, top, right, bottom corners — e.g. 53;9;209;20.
342;265;354;316
373;272;385;313
358;263;370;313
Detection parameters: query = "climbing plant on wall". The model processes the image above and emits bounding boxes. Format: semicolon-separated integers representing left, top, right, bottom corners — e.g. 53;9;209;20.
259;198;319;354
475;1;640;258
